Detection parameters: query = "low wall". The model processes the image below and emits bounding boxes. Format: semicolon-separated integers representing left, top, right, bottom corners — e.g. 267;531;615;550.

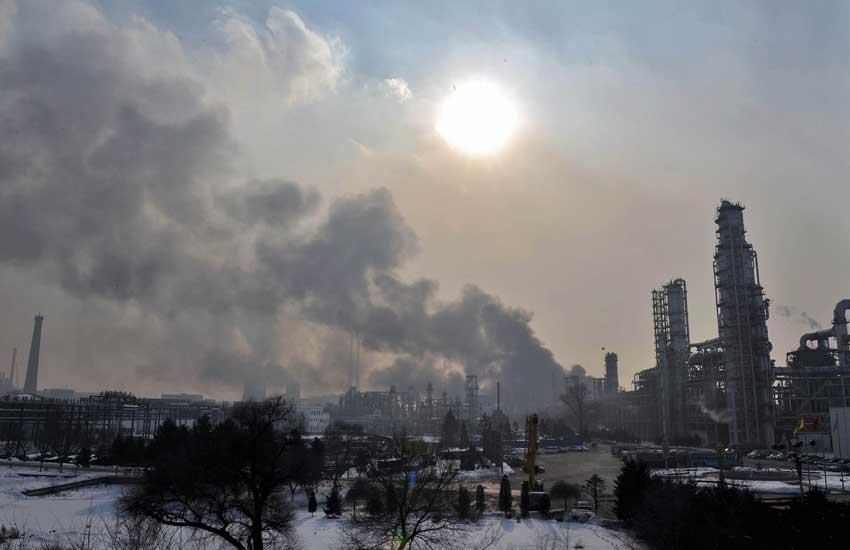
22;476;141;496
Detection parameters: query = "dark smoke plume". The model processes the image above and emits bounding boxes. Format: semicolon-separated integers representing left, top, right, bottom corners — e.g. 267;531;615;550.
0;2;564;411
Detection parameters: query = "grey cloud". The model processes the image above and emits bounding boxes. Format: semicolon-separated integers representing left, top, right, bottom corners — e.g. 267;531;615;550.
220;179;320;227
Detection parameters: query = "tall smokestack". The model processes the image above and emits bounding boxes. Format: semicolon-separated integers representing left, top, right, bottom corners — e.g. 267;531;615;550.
497;381;501;412
8;348;16;388
604;352;619;394
24;315;44;394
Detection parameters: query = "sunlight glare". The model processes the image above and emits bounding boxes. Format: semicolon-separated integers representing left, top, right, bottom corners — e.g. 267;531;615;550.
436;79;519;156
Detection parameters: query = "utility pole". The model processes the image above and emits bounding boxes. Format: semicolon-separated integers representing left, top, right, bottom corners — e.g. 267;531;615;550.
525;414;539;489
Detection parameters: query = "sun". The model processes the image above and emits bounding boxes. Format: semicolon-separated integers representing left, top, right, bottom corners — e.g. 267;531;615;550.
436;79;519;156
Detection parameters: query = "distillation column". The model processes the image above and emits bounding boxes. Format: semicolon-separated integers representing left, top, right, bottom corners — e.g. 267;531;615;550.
714;201;774;446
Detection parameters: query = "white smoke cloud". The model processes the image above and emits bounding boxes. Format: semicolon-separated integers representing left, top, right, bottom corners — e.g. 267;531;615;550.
382;77;412;103
0;0;16;54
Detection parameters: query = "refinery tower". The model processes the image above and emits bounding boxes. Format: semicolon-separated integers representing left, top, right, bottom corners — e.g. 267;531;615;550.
714;201;774;446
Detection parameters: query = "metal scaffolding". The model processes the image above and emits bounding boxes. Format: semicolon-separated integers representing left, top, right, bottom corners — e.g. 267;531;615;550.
686;338;728;445
652;279;690;442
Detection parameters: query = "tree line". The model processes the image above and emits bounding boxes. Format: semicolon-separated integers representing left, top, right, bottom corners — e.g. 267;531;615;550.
613;459;850;549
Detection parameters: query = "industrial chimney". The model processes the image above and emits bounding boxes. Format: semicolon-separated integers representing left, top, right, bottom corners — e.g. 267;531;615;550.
8;347;16;389
604;352;619;394
24;314;44;394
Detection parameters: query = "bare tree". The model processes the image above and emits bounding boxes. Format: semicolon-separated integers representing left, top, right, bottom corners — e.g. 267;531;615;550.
122;397;300;550
323;422;362;484
341;439;472;550
534;527;571;550
560;371;591;436
101;516;178;550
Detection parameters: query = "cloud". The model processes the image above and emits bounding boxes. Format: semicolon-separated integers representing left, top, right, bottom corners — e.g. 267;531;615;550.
382;77;412;103
209;7;344;107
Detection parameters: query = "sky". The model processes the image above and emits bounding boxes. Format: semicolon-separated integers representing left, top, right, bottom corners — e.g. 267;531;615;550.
2;0;850;408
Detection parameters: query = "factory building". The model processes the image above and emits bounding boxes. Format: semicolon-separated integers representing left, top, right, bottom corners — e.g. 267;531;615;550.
773;300;850;451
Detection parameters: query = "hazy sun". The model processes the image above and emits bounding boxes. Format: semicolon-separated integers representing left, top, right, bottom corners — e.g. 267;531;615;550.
436;79;519;156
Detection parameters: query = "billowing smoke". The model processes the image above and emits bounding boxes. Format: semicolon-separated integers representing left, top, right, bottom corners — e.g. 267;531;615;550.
774;304;822;330
0;1;564;410
800;312;822;330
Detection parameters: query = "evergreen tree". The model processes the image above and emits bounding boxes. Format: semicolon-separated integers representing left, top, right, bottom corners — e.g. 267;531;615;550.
456;486;471;519
584;474;607;514
499;475;512;514
475;485;486;514
520;481;530;517
324;485;342;518
613;460;654;523
366;487;384;516
308;490;317;517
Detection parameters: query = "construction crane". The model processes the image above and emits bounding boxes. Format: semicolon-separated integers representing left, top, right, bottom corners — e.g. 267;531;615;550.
525;414;539;488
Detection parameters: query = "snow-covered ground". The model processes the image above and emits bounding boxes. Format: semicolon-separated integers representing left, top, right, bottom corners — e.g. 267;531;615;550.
0;466;640;549
653;465;850;494
295;513;640;550
456;463;515;481
0;466;124;532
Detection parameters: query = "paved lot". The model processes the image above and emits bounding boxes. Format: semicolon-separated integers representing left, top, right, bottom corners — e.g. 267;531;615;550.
479;445;625;516
511;445;624;489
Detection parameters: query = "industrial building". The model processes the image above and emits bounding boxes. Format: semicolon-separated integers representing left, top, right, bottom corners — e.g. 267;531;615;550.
609;200;778;447
773;300;850;450
603;201;850;451
0;391;231;447
335;383;467;435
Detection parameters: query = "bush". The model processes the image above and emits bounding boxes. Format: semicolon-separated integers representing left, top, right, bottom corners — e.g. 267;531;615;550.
308;490;317;516
498;475;512;514
520;481;530;518
324;485;342;518
550;480;581;510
